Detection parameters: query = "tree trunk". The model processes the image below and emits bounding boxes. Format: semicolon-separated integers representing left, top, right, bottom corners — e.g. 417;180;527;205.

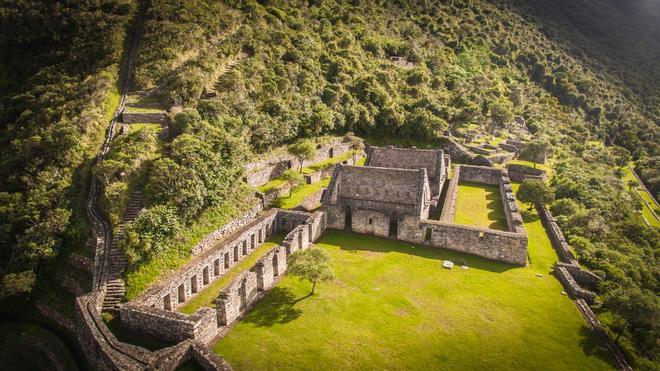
615;320;628;342
352;150;356;164
533;161;537;169
311;281;316;295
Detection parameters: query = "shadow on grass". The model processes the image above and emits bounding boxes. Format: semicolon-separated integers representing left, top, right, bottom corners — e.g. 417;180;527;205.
327;230;516;274
578;326;617;367
241;287;306;327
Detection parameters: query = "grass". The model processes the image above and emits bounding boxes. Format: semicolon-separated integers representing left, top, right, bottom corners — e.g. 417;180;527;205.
124;186;258;300
178;233;287;315
129;122;162;134
213;225;613;370
453;182;508;231
622;165;659;227
271;177;330;209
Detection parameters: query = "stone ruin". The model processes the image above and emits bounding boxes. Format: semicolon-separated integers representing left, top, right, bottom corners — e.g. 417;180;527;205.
323;146;528;265
119;209;325;344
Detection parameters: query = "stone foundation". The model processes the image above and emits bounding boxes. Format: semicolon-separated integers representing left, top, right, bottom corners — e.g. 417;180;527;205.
506;163;547;182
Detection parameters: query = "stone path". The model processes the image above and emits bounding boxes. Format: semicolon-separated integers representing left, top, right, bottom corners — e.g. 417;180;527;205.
102;190;143;312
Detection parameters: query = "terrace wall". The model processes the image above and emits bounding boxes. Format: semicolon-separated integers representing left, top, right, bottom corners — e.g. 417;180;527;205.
121;112;167;124
245;139;351;187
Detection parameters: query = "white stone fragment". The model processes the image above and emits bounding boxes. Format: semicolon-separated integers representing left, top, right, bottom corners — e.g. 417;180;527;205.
442;260;454;269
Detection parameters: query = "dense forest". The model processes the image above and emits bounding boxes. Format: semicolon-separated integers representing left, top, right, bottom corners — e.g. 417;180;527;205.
0;0;657;368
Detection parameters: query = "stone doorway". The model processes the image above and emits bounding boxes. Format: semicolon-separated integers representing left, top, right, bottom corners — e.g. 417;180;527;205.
344;206;352;231
272;254;279;277
239;279;247;309
389;218;398;238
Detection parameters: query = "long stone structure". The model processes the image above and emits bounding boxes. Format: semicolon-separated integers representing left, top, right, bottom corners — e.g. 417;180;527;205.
119;209;326;343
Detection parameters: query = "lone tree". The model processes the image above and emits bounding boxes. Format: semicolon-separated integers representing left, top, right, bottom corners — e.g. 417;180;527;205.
348;135;365;164
288;140;316;173
627;179;639;191
516;179;555;211
281;169;304;197
287;247;334;295
521;139;552;168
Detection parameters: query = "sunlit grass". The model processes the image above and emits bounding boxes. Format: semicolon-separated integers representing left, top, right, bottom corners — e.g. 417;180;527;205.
453;182;507;231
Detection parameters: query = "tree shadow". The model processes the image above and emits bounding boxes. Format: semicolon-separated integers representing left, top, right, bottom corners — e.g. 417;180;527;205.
241;287;306;327
521;209;540;223
577;326;618;367
329;230;516;274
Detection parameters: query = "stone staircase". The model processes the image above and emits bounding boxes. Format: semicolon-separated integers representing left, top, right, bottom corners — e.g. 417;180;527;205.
102;191;143;312
204;52;247;98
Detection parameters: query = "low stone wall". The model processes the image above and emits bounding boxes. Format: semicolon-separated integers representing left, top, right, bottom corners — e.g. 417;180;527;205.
557;262;602;291
457;164;501;185
555;266;597;304
537;206;577;264
506;163;547;182
120;305;218;343
439;168;460;222
121;111;167;124
245;139;351;187
299;188;325;211
398;216;528;265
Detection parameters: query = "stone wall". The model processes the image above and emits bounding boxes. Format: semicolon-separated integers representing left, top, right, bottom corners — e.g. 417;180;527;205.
506;163;547;182
120;304;218;343
352;209;390;237
214;211;325;328
366;146;446;196
121;111;167;124
245;139;351;187
299;188;325;211
120;209;326;344
439;167;460;222
557;262;602;291
537;206;578;264
398;216;528;265
132;209;280;309
555;266;597;304
457;164;501;185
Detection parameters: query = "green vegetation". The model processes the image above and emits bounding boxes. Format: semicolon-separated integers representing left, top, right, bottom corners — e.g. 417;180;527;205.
213;230;612;370
0;0;134;298
272;177;330;210
622;166;659;228
0;322;79;370
516;179;555;211
453;182;507;231
125;185;257;300
178;233;285;315
286;247;334;295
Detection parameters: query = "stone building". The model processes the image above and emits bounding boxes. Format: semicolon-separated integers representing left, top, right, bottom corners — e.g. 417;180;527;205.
365;145;448;197
322;146;528;265
322;165;432;237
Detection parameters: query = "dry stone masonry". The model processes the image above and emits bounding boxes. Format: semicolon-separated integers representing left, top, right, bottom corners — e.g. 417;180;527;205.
119;209;326;343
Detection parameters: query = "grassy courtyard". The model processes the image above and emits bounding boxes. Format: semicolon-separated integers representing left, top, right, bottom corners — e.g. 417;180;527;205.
453;182;508;230
214;227;613;370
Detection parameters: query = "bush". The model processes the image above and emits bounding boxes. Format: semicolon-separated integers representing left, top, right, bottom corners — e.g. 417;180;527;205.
123;205;181;264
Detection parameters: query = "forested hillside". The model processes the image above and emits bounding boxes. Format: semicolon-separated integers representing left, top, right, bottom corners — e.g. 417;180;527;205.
0;2;134;297
0;0;657;368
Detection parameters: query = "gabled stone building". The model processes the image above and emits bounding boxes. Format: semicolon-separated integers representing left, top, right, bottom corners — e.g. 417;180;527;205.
322;165;432;237
365;145;448;197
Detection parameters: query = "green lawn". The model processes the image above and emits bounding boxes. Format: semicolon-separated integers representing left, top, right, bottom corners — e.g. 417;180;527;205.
214;226;613;370
453;182;507;231
129;122;162;134
271;177;330;209
178;233;286;315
